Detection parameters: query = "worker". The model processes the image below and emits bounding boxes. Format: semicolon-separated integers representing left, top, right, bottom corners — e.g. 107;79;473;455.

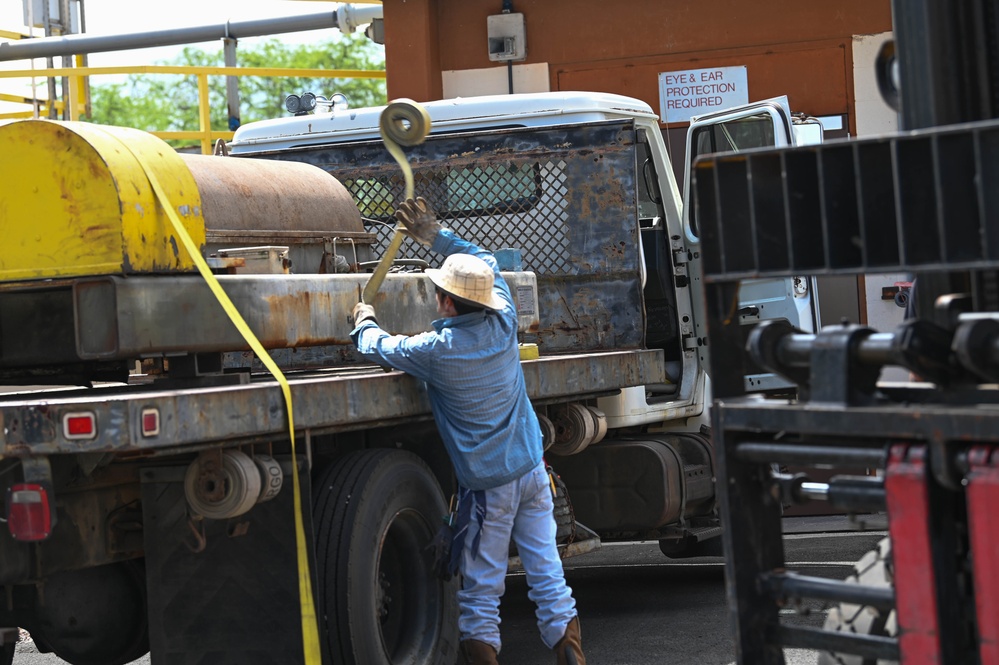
350;197;586;665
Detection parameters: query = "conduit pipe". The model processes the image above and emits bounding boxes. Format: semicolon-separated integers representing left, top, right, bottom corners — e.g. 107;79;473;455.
0;5;383;62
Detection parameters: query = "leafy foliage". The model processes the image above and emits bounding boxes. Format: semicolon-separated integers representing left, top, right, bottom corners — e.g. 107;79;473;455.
85;34;386;147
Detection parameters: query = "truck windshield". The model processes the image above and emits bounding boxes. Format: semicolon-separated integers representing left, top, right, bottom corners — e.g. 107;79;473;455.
688;113;776;237
690;113;776;166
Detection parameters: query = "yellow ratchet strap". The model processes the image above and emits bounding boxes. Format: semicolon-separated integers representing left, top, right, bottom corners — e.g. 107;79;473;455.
118;143;323;664
361;98;431;304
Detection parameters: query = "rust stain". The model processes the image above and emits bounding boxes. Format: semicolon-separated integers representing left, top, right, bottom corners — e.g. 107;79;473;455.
261;290;338;346
86;158;105;180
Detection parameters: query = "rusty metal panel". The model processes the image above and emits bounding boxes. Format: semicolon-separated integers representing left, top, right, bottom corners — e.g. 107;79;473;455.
29;469;144;578
246;120;644;352
65;271;538;362
0;349;663;455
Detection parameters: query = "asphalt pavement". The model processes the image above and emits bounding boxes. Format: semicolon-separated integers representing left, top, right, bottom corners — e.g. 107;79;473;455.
14;516;887;665
500;515;887;665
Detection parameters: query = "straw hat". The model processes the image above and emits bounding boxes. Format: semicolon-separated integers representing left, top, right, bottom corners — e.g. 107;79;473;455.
426;254;505;311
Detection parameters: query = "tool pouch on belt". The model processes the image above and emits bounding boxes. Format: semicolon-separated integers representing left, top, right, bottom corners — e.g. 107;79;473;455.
547;465;577;550
427;494;457;581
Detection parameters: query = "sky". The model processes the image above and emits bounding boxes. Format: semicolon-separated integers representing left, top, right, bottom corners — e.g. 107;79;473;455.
0;0;380;112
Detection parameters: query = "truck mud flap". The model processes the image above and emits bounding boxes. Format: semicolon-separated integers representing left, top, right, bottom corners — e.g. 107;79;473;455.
141;456;317;665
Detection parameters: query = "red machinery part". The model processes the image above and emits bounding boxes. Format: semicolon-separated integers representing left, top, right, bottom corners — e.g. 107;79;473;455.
966;445;999;665
884;444;942;665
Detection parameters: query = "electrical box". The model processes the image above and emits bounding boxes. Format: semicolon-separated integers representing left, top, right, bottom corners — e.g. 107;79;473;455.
487;13;526;62
365;18;385;45
22;0;79;32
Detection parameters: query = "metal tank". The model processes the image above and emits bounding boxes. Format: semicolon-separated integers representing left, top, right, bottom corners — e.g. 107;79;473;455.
0;118;373;283
181;153;374;274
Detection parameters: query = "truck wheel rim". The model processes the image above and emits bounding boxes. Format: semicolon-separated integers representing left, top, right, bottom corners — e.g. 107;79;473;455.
376;507;440;660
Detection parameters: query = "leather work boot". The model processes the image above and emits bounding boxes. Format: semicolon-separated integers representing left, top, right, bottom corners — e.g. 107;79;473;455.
553;616;586;665
460;639;499;665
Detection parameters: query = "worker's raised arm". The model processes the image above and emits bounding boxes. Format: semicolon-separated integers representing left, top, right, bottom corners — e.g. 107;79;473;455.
395;197;514;315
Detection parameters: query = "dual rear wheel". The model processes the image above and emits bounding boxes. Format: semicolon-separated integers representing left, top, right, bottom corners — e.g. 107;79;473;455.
313;449;459;665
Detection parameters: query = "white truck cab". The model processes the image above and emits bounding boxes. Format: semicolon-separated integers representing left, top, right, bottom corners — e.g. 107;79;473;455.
231;91;819;431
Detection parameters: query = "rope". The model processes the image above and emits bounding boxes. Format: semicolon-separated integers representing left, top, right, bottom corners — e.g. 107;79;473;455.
361;98;431;304
116;139;323;665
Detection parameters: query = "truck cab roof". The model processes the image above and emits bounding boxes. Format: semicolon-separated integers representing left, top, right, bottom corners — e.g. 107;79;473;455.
228;91;658;154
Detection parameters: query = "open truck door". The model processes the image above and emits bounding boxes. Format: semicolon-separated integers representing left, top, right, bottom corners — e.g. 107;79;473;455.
683;97;821;393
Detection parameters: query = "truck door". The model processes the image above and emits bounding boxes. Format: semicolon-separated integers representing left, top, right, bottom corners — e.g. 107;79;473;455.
682;98;820;393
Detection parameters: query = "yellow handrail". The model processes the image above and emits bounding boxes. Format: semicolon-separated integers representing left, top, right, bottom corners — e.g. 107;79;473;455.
0;65;388;77
0;64;387;153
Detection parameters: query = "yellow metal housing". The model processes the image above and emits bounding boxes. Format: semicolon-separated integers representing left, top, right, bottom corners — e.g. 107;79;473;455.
0;119;205;281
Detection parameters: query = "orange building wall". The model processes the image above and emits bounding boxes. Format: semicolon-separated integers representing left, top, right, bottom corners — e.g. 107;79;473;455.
383;0;892;129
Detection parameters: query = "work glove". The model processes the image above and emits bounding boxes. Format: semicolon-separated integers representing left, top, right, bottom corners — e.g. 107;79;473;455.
395;197;443;246
353;301;377;327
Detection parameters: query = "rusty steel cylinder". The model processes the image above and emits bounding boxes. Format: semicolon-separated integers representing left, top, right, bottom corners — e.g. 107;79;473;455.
179;153;364;236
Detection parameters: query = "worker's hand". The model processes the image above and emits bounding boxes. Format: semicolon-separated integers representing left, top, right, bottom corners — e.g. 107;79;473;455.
395;197;443;246
353;301;377;327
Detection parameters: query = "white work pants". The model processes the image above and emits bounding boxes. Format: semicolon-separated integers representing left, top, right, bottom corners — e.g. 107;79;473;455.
457;461;577;651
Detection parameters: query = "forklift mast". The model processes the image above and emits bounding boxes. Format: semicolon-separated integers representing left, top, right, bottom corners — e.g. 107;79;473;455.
698;0;999;663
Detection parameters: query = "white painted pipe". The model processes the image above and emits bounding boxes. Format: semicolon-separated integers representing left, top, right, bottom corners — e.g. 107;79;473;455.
0;4;384;62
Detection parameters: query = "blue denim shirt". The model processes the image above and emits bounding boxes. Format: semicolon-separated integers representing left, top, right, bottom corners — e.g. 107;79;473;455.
350;230;543;490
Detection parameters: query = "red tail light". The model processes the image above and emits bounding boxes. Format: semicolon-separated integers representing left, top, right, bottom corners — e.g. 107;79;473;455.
7;483;52;541
141;408;160;437
63;412;96;440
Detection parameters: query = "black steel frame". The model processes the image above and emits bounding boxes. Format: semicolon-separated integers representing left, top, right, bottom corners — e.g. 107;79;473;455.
698;1;999;662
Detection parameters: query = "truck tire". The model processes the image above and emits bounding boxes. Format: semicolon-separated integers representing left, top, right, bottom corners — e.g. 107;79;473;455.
313;449;459;665
551;470;576;544
28;560;149;665
817;537;898;665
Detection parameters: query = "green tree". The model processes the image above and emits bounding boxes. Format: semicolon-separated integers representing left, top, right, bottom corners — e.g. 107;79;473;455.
85;34;386;148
